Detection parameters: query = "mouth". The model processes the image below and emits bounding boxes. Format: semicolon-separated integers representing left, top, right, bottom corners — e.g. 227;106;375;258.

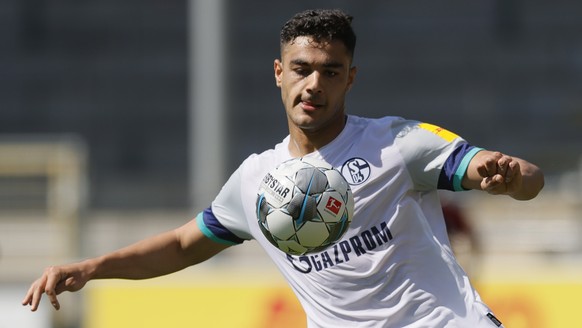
299;100;322;112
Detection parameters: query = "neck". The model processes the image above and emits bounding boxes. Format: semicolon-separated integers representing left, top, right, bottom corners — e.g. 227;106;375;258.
288;115;347;157
289;135;315;157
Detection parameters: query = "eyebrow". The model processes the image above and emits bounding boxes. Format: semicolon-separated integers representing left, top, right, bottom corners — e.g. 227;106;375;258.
290;59;345;69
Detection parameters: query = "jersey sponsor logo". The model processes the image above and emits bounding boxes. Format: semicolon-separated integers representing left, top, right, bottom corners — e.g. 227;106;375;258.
341;157;371;185
418;123;459;142
286;219;394;274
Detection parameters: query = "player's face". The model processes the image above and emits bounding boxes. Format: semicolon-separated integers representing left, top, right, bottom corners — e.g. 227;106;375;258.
274;36;356;136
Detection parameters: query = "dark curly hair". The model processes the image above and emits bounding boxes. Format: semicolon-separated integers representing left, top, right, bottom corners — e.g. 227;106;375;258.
280;9;356;58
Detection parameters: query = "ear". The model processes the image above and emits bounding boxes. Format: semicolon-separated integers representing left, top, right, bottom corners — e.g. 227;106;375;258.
274;59;283;87
346;66;357;92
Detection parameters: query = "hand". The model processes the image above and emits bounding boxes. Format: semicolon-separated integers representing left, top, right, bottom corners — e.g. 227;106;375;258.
22;263;89;311
475;151;523;197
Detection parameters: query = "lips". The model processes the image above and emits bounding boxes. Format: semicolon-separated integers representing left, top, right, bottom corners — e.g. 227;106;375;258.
300;100;322;111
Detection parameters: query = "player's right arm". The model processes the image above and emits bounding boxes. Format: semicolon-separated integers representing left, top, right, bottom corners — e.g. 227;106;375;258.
22;218;230;312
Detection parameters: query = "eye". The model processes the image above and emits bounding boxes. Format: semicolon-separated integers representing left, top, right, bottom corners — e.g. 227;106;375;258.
325;70;339;77
293;68;311;77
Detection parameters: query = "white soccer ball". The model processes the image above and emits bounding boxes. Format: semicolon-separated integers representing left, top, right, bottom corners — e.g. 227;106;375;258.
256;157;354;255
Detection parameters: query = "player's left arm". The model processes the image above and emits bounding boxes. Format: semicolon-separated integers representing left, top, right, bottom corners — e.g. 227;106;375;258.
462;150;544;200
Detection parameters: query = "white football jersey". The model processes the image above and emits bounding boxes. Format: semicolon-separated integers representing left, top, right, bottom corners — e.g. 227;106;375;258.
197;115;504;328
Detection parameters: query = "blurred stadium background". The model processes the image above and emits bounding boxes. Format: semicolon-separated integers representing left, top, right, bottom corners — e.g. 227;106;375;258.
1;1;581;327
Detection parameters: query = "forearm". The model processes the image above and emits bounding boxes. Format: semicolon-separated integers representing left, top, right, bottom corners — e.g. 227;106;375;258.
86;219;229;281
88;230;192;280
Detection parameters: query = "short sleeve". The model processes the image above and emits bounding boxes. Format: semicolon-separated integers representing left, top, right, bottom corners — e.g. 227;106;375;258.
393;120;469;191
197;167;253;243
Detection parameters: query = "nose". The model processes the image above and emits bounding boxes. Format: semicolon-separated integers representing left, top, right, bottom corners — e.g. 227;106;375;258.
306;71;323;94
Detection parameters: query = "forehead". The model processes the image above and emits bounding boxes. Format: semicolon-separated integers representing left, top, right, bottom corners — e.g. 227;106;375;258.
281;36;351;64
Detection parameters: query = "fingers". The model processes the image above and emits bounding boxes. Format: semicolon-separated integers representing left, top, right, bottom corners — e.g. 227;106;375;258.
22;267;63;312
477;152;502;178
21;283;35;308
497;155;519;183
44;269;62;310
479;153;522;195
480;175;504;194
22;277;45;312
477;152;514;180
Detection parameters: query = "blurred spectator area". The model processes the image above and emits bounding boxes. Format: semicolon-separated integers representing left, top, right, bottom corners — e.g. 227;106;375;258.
0;1;580;210
0;136;86;280
0;1;189;209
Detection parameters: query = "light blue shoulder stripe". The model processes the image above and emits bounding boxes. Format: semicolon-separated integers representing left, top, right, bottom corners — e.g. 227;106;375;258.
453;147;483;191
195;212;238;246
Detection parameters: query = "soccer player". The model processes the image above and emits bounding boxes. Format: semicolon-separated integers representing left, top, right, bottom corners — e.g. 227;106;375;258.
23;9;544;327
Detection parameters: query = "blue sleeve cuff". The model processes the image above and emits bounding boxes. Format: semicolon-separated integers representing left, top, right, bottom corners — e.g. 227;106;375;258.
438;144;483;191
195;208;245;246
453;147;483;191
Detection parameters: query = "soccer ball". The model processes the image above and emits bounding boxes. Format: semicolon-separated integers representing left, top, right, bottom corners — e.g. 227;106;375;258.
256;157;354;255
